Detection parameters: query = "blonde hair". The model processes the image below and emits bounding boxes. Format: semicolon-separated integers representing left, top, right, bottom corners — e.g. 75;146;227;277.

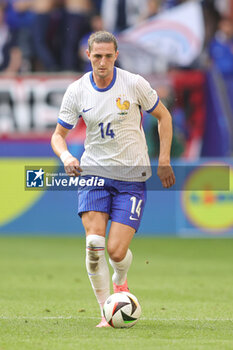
88;31;118;52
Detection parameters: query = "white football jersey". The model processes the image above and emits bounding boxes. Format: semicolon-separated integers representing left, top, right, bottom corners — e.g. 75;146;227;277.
58;67;159;181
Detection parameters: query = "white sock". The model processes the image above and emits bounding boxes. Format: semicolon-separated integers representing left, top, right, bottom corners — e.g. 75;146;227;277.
86;235;110;316
109;249;133;285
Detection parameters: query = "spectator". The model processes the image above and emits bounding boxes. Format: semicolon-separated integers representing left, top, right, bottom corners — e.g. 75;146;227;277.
202;0;221;48
214;0;232;17
144;0;161;19
208;16;233;76
31;0;59;71
101;0;147;33
61;0;93;71
0;2;22;75
92;0;102;14
5;0;35;72
79;13;104;72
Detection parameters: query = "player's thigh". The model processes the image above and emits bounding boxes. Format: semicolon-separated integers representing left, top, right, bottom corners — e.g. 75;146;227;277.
110;189;146;233
78;186;111;236
78;186;111;215
82;211;109;237
107;222;135;262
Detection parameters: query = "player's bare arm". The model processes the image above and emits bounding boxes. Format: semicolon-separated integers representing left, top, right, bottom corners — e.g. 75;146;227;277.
150;100;176;188
51;123;82;176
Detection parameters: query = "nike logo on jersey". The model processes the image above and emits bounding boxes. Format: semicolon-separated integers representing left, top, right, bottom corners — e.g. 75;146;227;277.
129;216;139;221
82;107;93;113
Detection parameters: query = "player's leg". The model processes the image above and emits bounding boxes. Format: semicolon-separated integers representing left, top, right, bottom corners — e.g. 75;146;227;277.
78;181;112;327
107;222;135;292
108;181;146;293
82;211;110;327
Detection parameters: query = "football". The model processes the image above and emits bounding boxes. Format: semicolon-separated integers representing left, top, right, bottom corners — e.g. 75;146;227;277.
103;292;141;328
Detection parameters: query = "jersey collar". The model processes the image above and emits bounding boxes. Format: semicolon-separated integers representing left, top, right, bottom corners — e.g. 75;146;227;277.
90;67;117;92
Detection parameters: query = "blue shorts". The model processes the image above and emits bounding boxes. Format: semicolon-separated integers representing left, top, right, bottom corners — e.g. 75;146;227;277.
77;175;146;231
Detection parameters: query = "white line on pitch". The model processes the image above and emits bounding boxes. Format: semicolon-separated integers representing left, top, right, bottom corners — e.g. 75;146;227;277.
0;316;232;322
142;317;233;322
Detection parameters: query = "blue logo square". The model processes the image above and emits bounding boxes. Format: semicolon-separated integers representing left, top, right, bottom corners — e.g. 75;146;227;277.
26;169;44;188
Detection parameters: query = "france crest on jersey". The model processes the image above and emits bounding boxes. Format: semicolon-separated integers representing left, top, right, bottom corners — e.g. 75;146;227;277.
58;67;159;182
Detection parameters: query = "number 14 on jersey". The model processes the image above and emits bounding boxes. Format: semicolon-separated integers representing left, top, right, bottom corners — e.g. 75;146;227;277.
99;122;115;139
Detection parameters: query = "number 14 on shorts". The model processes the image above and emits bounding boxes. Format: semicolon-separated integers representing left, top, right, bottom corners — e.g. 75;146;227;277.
130;196;142;220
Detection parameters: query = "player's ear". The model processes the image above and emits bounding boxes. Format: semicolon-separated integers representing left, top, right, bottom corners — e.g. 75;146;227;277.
115;50;119;61
86;49;91;60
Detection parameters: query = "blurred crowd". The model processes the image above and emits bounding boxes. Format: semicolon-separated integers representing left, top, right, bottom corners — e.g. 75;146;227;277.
0;0;233;75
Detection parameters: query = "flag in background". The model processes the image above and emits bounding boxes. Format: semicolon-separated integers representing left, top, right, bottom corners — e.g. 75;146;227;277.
118;1;205;74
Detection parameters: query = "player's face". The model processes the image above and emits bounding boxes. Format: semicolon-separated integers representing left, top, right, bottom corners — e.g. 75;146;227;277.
87;42;119;80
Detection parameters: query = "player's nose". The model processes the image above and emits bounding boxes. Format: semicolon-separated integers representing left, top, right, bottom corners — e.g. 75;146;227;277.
100;57;106;65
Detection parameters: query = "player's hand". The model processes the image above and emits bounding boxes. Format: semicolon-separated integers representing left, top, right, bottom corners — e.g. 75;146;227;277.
157;163;175;188
64;156;82;177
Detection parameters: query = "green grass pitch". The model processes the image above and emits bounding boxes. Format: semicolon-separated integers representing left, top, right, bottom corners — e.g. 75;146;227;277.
0;236;233;350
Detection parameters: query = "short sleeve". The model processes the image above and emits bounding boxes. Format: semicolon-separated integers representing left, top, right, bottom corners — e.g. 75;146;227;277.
136;75;159;113
58;84;79;129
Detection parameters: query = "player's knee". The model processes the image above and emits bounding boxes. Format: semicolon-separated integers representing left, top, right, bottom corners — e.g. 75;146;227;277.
107;245;125;262
86;235;105;273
